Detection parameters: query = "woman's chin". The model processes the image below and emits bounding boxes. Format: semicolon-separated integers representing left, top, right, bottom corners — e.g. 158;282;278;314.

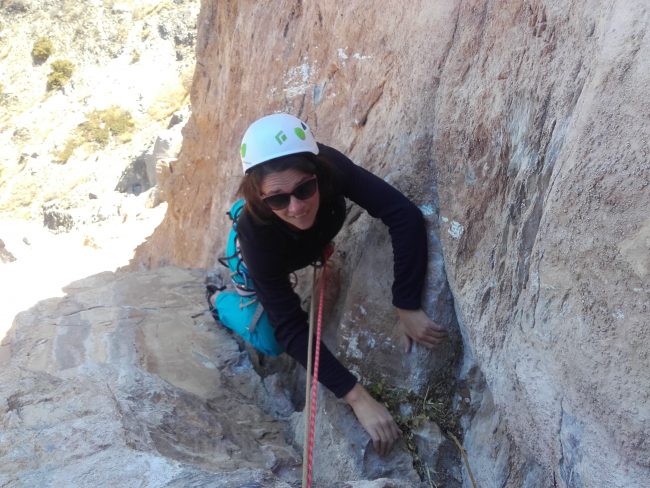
290;219;316;230
281;212;316;230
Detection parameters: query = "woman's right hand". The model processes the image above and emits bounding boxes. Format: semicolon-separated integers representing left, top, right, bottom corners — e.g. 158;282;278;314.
343;383;401;456
396;307;448;352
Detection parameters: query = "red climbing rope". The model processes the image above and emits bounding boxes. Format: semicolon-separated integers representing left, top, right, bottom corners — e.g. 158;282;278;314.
302;244;333;488
306;259;326;487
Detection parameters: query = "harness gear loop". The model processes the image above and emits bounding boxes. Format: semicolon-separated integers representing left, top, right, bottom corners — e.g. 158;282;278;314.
302;245;332;488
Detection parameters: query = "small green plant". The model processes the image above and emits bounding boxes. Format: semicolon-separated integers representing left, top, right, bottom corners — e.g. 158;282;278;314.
31;37;53;64
55;138;79;164
114;25;129;45
367;380;460;481
84;106;135;144
46;59;75;91
55;106;135;163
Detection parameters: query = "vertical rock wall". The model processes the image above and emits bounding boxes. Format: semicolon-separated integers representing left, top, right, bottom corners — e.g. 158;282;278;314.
134;0;462;414
433;1;650;487
133;1;650;487
132;0;460;270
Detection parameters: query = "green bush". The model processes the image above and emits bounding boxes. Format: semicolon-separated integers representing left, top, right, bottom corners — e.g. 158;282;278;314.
31;37;53;64
56;106;135;163
55;138;79;164
80;106;135;145
78;113;110;147
46;59;74;91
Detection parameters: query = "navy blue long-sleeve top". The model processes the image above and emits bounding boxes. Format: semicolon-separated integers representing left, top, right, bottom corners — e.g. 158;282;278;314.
237;143;427;398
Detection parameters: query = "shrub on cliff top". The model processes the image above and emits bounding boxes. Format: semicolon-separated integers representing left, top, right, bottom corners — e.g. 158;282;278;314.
46;59;74;92
55;106;135;163
31;37;53;64
80;106;135;145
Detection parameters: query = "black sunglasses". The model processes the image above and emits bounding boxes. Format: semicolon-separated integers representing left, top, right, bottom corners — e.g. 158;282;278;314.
262;176;318;210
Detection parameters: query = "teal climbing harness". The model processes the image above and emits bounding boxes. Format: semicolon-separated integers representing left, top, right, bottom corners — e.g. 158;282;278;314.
209;199;284;356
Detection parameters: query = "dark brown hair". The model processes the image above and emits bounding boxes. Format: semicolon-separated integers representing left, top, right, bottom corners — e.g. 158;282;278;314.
238;152;338;224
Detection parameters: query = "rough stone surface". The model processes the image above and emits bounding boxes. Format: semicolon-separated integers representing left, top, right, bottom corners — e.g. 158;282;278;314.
412;420;462;486
132;0;460;445
41;201;76;232
0;266;439;486
131;1;650;487
289;392;421;485
0;238;16;263
433;2;650;487
115;152;152;196
116;118;185;197
0;267;301;486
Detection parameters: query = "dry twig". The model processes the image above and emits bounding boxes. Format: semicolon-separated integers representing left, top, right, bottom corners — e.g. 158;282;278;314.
447;431;478;488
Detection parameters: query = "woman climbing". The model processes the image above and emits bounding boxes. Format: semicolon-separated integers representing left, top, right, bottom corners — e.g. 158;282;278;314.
220;113;447;456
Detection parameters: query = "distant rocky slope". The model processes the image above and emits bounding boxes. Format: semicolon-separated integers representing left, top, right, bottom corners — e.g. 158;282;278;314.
0;0;197;344
0;0;198;224
132;1;650;487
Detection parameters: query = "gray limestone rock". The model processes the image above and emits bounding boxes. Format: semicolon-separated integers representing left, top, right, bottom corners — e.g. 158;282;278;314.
289;391;421;485
0;267;300;486
0;266;436;486
116;124;184;199
0;238;16;263
115;152;152;196
42;201;75;233
413;420;462;487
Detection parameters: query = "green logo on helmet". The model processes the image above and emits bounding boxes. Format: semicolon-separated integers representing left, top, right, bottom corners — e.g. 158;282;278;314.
294;127;306;140
275;131;288;145
240;143;247;158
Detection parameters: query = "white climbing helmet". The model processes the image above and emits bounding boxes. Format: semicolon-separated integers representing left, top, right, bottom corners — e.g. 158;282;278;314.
240;113;319;174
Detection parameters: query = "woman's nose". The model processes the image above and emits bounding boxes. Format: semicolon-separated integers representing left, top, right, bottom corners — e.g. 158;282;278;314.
287;194;306;213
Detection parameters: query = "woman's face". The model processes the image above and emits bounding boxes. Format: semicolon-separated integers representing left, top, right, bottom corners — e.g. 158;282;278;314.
260;168;320;230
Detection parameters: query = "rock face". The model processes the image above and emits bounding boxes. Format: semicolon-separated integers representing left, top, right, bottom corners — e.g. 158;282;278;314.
0;267;447;487
433;2;650;487
0;268;301;487
116;109;187;198
133;0;461;409
132;1;650;487
0;238;16;263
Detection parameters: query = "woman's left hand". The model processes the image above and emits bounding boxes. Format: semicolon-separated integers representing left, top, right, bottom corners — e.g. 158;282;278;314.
396;308;448;353
344;383;401;456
